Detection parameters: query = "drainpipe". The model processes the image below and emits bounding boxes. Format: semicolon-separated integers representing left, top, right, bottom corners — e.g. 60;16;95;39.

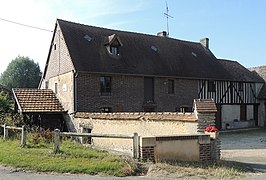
72;70;78;113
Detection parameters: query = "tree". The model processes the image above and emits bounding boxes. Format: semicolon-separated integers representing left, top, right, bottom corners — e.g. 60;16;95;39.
0;56;42;88
0;92;13;112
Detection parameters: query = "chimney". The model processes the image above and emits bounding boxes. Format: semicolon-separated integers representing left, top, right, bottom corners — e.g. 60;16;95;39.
200;38;209;49
157;31;168;37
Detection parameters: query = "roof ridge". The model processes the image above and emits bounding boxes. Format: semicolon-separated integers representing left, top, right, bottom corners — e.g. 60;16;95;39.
57;19;200;45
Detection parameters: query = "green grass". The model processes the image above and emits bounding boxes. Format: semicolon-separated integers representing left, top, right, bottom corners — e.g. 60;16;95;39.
0;137;135;176
0;133;255;178
147;161;254;179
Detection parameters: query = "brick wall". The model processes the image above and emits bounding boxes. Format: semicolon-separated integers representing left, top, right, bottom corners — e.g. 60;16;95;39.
76;72;198;112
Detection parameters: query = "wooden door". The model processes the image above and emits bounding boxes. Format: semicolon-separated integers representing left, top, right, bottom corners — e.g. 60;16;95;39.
144;77;154;103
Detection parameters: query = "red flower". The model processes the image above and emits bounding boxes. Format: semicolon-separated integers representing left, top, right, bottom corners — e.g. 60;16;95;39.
204;126;218;132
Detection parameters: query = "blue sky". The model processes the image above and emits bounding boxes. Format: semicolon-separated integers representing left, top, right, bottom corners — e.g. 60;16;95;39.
0;0;265;74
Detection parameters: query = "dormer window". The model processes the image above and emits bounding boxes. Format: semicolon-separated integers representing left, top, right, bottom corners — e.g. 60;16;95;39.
110;45;119;56
105;34;123;57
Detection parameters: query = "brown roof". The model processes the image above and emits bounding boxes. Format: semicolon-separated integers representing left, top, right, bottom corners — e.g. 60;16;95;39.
218;59;264;82
13;88;65;113
194;99;217;113
42;19;262;82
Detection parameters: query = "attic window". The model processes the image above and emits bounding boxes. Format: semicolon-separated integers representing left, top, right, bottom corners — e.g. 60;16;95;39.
192;52;197;57
110;45;119;56
106;34;123;57
84;34;93;41
151;45;158;52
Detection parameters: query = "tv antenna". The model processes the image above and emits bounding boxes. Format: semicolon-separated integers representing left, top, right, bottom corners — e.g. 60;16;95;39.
164;1;174;36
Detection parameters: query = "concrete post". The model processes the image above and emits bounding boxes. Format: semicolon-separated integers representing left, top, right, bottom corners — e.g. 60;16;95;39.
3;124;8;140
54;129;61;154
21;125;26;147
133;133;139;159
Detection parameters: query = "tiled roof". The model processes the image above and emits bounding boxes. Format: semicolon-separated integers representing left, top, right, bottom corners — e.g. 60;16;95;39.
45;19;262;82
194;99;217;113
12;88;65;113
218;60;264;82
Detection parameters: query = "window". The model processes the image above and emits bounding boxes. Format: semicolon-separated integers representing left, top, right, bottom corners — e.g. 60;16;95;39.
239;82;244;92
100;107;112;113
100;76;111;96
168;79;175;94
45;81;49;89
110;45;119;56
207;80;216;92
54;82;58;94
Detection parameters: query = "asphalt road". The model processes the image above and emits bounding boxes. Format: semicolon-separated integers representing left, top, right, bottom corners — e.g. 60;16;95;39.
220;128;266;180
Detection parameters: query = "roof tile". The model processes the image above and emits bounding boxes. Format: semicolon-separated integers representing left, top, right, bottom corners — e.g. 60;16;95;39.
13;88;65;113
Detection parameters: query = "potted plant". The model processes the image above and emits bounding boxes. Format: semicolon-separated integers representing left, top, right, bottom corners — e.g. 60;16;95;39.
204;125;219;139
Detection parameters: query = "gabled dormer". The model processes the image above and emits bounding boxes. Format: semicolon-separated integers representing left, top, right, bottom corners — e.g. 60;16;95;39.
105;34;123;57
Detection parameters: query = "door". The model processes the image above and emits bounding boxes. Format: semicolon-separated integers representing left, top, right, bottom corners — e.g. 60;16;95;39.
144;77;154;103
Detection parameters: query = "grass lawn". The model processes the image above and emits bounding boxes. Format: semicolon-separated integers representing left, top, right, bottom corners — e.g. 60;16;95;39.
0;133;254;179
0;137;135;176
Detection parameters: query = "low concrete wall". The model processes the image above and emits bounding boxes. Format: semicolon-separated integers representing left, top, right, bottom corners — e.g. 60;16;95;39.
140;134;219;162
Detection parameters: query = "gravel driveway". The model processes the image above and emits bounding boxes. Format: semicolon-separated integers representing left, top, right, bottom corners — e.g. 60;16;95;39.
220;128;266;179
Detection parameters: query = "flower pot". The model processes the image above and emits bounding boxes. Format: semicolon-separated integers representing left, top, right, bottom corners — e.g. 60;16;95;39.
204;131;219;139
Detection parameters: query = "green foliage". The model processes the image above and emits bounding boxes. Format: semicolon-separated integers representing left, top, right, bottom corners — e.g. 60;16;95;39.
0;112;27;127
0;92;13;112
28;129;54;145
0;56;42;88
0;138;134;176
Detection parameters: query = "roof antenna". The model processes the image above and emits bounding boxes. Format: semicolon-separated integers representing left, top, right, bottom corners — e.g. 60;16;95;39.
164;1;174;36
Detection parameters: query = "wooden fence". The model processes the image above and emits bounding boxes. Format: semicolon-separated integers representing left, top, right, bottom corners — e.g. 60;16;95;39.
0;124;26;147
53;129;140;159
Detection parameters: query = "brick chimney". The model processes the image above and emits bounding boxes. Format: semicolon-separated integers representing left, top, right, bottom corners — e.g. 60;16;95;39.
200;38;209;49
157;31;168;37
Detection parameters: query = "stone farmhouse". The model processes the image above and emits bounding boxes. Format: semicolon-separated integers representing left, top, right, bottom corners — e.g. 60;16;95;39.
35;19;265;130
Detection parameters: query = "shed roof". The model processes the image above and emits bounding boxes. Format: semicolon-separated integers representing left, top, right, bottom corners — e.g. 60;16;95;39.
51;19;263;82
194;99;217;113
12;88;65;113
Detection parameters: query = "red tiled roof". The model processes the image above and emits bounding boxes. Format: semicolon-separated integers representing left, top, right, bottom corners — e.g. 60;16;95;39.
12;88;65;113
194;99;217;113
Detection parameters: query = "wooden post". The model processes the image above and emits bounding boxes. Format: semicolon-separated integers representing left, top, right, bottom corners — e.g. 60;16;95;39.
21;125;26;147
3;124;8;140
54;129;60;154
133;132;139;159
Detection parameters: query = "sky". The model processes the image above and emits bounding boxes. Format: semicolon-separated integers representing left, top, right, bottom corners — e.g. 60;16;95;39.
0;0;265;74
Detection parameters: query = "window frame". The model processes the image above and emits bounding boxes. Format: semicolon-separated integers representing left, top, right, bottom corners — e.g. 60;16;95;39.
100;76;112;96
168;79;175;94
207;80;216;92
109;45;119;56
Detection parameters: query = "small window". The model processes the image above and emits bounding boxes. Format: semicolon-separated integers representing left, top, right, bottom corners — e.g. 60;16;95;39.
100;76;111;96
239;82;244;92
54;82;58;94
208;80;216;92
110;45;119;56
168;79;175;94
84;34;93;41
100;107;112;113
45;81;49;89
